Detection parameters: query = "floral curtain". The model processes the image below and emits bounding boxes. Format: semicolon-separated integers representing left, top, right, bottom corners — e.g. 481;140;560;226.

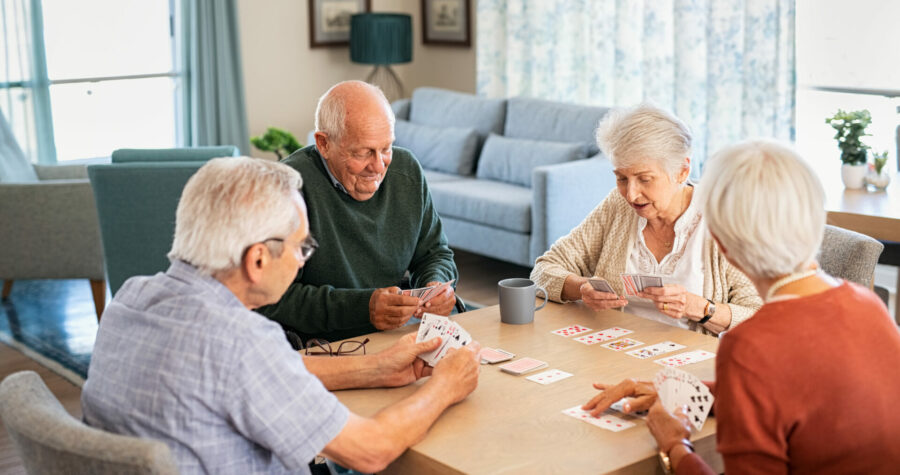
477;0;796;174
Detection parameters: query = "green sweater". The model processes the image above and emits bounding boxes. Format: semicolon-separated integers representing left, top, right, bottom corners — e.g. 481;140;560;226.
259;145;458;341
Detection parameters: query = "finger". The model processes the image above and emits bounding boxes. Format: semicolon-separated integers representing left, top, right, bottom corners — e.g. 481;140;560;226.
384;303;421;317
625;394;656;413
415;336;442;353
467;341;482;358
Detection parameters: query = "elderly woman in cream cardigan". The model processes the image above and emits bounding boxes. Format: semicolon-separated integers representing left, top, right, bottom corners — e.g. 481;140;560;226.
530;104;761;334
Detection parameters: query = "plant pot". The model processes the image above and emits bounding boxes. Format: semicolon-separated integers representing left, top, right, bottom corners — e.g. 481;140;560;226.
841;164;867;189
867;170;891;190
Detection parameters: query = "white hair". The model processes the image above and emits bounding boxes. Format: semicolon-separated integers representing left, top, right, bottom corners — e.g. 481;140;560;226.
315;80;394;144
698;140;825;280
168;157;304;275
595;103;692;179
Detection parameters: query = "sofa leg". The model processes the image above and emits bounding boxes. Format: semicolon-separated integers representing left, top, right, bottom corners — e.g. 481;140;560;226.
2;280;12;300
90;280;106;322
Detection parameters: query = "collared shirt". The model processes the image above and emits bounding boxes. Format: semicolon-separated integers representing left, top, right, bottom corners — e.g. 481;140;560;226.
318;150;349;195
81;260;349;474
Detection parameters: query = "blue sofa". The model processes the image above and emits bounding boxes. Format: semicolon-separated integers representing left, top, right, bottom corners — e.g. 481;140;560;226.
391;87;616;267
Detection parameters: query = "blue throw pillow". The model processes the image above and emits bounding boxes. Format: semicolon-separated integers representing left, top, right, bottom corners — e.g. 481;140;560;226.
393;120;479;176
476;134;587;187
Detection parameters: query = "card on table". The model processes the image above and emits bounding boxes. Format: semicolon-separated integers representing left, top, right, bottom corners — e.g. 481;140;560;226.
653;367;714;430
573;327;633;345
551;324;592;337
601;338;644;351
525;369;572;385
654;350;716;368
479;347;515;364
588;278;616;294
562;406;636;432
625;341;686;359
499;357;548;375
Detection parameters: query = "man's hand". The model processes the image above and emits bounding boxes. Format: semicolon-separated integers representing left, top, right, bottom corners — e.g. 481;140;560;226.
430;344;481;405
579;282;628;311
376;332;442;387
420;281;456;316
647;400;693;458
582;379;657;417
369;287;420;330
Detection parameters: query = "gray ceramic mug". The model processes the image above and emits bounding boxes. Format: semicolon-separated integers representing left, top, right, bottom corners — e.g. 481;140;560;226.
498;278;548;324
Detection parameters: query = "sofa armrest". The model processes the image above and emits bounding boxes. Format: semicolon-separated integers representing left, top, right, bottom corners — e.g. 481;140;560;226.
530;156;616;263
33;163;90;180
0;180;104;279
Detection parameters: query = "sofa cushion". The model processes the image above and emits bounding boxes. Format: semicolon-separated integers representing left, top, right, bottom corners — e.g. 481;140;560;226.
409;88;506;146
392;98;411;120
423;169;466;184
394;120;479;175
504;97;610;155
475;134;586;188
429;177;532;233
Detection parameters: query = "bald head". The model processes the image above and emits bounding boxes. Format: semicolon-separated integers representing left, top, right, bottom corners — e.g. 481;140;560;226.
315;80;394;144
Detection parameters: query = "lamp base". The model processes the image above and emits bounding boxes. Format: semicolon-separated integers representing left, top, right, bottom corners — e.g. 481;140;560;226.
365;65;404;103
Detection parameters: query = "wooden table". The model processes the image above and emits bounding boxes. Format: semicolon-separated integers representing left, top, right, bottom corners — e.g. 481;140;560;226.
334;302;723;474
820;169;900;242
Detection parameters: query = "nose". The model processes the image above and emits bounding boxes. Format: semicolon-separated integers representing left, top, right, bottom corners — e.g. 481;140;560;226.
369;152;388;174
625;181;640;202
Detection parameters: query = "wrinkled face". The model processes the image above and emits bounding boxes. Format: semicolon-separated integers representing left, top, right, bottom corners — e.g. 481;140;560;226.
266;203;310;304
319;108;394;201
614;158;689;221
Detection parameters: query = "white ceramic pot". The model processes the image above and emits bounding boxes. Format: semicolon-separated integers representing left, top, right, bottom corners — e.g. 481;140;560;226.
867;170;891;190
841;164;868;189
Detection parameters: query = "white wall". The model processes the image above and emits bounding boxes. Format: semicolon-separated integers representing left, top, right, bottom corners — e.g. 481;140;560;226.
237;0;476;158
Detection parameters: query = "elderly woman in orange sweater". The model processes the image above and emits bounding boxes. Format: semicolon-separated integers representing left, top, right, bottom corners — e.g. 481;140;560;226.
583;140;900;473
531;104;761;334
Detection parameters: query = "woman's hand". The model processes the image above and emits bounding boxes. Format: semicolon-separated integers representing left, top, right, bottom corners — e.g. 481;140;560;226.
582;379;656;417
639;284;706;320
580;281;628;311
647;400;693;459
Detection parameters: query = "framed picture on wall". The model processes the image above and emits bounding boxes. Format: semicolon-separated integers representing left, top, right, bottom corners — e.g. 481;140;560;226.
421;0;471;47
308;0;372;47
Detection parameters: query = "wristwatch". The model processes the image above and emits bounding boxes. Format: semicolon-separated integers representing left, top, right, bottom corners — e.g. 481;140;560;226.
698;299;716;324
658;439;695;474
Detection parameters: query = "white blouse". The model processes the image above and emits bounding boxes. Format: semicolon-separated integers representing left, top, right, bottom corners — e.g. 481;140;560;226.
624;187;706;329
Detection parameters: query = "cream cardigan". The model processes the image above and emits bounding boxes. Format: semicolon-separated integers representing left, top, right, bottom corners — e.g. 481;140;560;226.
531;189;762;334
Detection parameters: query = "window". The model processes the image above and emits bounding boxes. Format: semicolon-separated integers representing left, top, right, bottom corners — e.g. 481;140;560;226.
796;0;900;170
1;0;182;162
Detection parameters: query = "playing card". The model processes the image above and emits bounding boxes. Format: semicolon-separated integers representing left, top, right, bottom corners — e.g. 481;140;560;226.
639;275;663;289
601;338;643;351
479;347;515;364
654;350;716;368
415;313;447;343
610;398;648;419
417;317;472;366
625;341;686;359
588;278;615;294
562;406;636;432
526;369;573;385
653;367;714;430
551;324;592;337
620;274;639;295
421;279;456;304
499;357;548;375
573;327;633;345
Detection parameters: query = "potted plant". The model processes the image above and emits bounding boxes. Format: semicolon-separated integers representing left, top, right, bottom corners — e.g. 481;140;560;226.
825;109;871;189
867;150;891;190
250;127;302;160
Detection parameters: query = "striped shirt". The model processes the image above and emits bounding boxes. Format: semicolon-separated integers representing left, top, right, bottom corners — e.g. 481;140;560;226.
82;260;348;474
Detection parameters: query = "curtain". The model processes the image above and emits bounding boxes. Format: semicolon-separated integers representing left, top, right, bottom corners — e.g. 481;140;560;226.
477;0;796;174
0;0;56;164
182;0;250;155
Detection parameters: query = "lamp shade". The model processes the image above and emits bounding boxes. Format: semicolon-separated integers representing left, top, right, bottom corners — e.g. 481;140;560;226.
350;13;412;65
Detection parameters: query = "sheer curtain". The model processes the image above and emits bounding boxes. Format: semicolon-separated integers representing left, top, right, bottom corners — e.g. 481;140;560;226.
477;0;795;173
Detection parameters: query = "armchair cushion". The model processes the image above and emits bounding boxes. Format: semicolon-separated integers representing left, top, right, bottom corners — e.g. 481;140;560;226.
430;177;532;233
409;87;506;149
394;120;479;175
476;134;586;187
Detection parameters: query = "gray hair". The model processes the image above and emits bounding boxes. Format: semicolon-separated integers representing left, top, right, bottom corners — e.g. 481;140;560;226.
595;103;692;179
698;140;825;280
315;80;394;144
168;157;304;275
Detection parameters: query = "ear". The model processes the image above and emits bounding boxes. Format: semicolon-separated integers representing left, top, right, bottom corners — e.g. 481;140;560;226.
314;132;330;156
242;243;270;284
678;157;691;183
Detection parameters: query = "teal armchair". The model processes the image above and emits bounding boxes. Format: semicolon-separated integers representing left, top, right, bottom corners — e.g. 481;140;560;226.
88;147;239;296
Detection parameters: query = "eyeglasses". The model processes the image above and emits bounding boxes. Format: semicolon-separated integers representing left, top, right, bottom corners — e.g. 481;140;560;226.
265;235;318;262
303;338;370;356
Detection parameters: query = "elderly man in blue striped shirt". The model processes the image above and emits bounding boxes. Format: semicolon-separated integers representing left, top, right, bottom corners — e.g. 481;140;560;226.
81;157;480;474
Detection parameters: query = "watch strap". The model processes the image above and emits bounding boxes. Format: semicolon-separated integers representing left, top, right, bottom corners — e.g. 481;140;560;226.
698;299;715;324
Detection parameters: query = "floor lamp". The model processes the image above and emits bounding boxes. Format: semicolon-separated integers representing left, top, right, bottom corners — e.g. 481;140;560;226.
350;13;412;102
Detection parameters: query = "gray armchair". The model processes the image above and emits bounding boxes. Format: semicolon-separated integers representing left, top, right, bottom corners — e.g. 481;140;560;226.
0;370;178;475
0;112;105;319
818;224;884;287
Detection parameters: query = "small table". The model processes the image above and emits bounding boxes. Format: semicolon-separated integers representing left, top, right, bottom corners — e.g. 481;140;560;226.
334;302;723;474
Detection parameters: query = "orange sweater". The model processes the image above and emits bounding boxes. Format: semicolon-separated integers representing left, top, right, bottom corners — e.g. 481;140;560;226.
678;282;900;474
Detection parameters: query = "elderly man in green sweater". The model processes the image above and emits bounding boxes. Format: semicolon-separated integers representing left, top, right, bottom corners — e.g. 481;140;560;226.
259;81;458;342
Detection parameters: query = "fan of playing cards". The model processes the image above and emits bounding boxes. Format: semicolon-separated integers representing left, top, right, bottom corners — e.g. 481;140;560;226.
653;367;714;431
415;313;472;366
400;280;455;304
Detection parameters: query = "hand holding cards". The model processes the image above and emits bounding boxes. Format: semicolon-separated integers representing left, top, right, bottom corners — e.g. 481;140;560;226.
415;313;472;366
401;279;455;305
653;367;714;430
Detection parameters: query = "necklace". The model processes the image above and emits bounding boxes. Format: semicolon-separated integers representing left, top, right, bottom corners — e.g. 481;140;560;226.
765;269;819;301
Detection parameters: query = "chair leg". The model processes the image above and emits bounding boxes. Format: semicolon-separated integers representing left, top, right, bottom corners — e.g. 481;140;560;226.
2;280;12;300
90;280;106;321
